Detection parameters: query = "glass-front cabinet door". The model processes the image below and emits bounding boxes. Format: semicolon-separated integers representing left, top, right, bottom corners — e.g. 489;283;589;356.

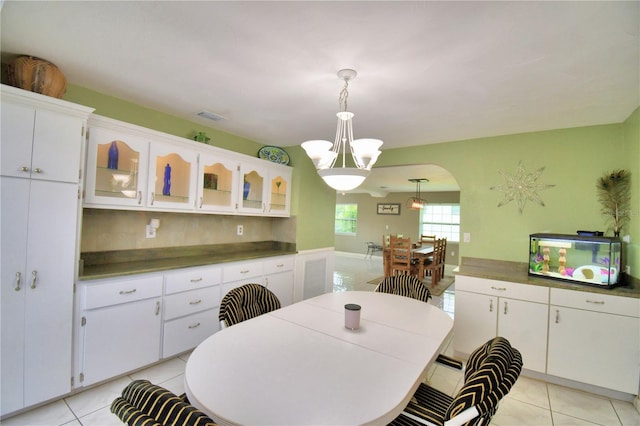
197;152;238;213
84;127;149;207
147;142;197;210
238;162;267;214
267;168;291;216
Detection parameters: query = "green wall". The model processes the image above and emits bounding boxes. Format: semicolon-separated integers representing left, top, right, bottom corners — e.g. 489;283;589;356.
62;84;639;278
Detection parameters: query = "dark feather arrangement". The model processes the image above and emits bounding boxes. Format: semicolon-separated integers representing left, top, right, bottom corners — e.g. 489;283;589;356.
596;170;631;237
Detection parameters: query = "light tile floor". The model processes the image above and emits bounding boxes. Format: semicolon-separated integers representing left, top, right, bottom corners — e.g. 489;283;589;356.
4;252;639;425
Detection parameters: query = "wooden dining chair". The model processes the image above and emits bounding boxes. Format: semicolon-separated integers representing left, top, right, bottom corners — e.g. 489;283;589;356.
389;236;419;276
219;283;281;328
390;337;523;426
423;238;446;285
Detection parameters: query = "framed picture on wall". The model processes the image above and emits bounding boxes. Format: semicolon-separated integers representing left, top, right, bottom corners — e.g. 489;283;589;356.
377;203;401;215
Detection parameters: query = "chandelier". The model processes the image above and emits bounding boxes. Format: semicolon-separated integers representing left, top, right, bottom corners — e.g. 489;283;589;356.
407;178;429;210
301;69;383;191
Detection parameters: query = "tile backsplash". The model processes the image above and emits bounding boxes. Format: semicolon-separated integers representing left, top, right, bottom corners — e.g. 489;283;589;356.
81;208;296;252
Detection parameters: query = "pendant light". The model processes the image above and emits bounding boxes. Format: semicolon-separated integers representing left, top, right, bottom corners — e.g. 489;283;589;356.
407;178;429;210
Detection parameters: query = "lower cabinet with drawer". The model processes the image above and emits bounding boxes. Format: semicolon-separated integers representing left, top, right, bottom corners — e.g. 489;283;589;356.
162;266;222;358
454;276;549;373
79;274;163;387
547;288;640;394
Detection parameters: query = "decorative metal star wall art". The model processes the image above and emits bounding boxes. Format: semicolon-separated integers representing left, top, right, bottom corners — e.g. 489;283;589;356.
490;161;555;214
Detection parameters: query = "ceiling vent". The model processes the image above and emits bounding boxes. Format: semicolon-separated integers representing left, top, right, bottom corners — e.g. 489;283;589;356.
197;110;226;121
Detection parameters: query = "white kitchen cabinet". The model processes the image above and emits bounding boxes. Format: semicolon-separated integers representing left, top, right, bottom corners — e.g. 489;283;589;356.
0;85;92;416
84;124;150;207
79;275;163;387
162;266;222;358
196;151;239;213
237;161;269;215
265;167;292;217
454;276;549;373
1;93;87;183
263;256;295;306
147;141;198;211
221;260;265;297
547;288;640;394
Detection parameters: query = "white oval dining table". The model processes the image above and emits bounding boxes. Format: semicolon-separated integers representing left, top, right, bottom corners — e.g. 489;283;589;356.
184;290;453;426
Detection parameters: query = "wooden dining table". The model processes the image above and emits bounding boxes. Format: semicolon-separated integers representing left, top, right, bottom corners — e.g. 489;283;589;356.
184;291;453;426
383;244;434;278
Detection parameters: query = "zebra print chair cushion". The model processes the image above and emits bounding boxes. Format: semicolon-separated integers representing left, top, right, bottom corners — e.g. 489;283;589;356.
374;275;432;303
218;283;281;328
111;379;216;426
390;337;523;426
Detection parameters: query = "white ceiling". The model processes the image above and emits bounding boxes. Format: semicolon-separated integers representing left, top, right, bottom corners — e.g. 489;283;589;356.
1;1;638;194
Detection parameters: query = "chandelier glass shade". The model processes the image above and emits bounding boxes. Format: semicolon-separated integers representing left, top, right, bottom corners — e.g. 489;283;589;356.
301;69;383;191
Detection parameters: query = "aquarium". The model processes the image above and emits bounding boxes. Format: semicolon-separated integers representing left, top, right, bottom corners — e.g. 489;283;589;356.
529;233;621;287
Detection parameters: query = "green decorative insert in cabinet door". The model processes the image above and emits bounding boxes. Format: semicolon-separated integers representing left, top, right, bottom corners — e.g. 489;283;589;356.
270;176;287;211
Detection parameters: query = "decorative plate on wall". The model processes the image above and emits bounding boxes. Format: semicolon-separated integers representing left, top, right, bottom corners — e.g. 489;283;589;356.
258;146;290;165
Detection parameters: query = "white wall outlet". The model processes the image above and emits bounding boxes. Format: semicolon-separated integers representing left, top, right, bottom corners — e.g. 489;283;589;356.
463;233;471;243
237;225;243;236
623;235;631;243
625;265;631;275
145;225;156;238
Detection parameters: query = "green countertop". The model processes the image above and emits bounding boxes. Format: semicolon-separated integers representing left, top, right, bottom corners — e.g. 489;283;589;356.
79;241;296;280
455;257;640;299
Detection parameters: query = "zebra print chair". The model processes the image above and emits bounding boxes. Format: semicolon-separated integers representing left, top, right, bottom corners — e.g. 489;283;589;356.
375;275;461;370
374;275;432;303
218;283;281;328
111;379;216;426
389;337;523;426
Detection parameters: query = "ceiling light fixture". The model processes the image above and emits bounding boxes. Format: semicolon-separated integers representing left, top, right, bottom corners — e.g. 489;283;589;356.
301;69;383;191
407;178;429;210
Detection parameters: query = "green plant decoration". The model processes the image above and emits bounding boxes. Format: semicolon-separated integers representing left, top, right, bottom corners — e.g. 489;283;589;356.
596;169;631;237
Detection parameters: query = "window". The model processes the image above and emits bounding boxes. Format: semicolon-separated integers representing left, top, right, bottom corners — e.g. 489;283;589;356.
421;204;460;242
335;203;358;235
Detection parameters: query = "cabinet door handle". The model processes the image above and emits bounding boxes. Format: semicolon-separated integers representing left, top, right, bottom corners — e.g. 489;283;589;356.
277;264;284;268
489;299;493;312
555;309;560;324
15;272;21;291
30;270;37;289
119;288;137;295
503;301;508;315
150;192;155;205
155;301;161;316
586;299;605;305
33;168;42;174
188;322;201;329
240;269;250;274
189;299;202;305
190;278;203;283
199;197;203;208
137;191;143;205
491;286;506;291
21;166;29;172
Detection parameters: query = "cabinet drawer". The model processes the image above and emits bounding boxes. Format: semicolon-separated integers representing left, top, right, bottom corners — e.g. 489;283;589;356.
550;288;640;316
162;309;218;358
164;266;222;295
223;260;263;283
83;275;163;309
263;256;294;275
164;286;220;320
455;276;548;303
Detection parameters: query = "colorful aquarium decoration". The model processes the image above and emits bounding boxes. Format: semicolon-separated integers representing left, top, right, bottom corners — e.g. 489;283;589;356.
529;233;621;287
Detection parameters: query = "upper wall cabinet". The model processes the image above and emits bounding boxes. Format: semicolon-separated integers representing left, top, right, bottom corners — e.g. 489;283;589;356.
83;115;291;217
84;126;149;207
1;86;92;184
